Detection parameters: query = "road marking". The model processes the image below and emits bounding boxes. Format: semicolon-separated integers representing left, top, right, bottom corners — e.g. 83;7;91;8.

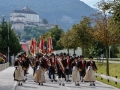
66;87;71;90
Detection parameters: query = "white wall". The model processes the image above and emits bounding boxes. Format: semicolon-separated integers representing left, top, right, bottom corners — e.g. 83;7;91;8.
10;13;40;23
54;47;82;56
12;23;24;31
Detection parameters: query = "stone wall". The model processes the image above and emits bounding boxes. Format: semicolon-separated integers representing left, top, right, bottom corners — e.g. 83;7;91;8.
0;62;9;71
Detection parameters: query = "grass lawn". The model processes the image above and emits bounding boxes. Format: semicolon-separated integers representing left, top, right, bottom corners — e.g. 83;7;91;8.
95;62;120;89
96;62;120;78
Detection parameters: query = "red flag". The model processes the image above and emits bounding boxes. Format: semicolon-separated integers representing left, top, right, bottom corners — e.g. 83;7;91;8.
48;37;53;54
30;38;36;55
33;38;36;55
38;37;44;53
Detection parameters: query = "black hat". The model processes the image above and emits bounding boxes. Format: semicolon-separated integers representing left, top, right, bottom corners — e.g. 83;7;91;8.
80;55;84;58
73;54;76;56
63;53;66;56
66;54;69;56
17;55;21;58
56;54;59;56
89;56;93;59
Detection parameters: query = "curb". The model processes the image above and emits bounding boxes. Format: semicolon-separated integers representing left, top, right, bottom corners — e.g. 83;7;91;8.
12;81;17;90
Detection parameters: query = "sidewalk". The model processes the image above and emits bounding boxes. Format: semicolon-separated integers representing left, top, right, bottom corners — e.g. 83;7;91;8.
0;66;17;90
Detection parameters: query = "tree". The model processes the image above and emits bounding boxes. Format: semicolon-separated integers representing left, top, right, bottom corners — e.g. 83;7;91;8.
59;30;73;54
90;0;120;75
71;17;93;56
41;25;64;50
89;41;106;57
0;17;21;56
42;18;48;24
111;0;120;23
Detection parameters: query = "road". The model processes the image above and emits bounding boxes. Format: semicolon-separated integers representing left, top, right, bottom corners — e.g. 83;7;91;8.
15;67;120;90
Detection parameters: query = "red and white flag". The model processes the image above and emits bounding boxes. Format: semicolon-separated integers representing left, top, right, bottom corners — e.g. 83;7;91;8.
48;37;53;54
38;37;44;53
30;38;36;56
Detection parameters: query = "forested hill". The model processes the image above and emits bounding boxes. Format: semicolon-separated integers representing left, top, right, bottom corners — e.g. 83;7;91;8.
0;0;97;31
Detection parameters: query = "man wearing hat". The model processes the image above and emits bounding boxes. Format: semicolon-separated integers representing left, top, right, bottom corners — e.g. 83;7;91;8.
84;56;97;86
78;55;86;82
64;54;71;82
56;54;66;86
49;53;57;82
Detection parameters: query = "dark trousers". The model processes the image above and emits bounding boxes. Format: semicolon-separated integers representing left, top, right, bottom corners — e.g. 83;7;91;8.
81;70;86;78
58;69;65;78
33;67;36;76
49;66;55;80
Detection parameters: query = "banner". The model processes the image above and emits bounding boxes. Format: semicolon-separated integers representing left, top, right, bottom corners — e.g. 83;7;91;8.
30;38;36;56
38;37;44;53
48;37;53;54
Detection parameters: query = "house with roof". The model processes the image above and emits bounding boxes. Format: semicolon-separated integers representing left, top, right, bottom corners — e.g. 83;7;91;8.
10;6;40;31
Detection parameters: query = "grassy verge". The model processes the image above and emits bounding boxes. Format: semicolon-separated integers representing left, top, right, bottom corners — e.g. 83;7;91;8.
96;62;120;78
94;62;120;89
96;76;120;89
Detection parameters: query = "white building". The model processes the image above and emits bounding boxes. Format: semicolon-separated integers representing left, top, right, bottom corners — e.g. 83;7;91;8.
10;6;40;23
10;6;54;31
10;6;40;31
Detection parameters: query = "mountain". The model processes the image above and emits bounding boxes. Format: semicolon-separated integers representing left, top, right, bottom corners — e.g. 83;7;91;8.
0;0;97;31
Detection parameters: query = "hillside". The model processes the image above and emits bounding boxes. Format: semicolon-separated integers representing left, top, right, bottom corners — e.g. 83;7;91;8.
0;0;97;31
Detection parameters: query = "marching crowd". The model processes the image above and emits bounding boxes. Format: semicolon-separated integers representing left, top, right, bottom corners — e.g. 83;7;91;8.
13;52;97;87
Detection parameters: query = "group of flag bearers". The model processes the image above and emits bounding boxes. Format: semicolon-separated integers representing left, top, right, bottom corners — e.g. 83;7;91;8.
13;37;97;86
13;52;97;86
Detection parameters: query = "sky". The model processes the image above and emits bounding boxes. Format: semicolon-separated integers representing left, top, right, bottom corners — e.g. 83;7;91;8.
80;0;102;8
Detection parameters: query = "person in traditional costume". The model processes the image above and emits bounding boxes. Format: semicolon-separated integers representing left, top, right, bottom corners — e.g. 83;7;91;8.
14;55;24;86
71;57;81;86
78;55;86;82
56;54;65;86
84;56;97;86
64;54;71;82
22;52;30;75
49;54;57;82
34;55;46;85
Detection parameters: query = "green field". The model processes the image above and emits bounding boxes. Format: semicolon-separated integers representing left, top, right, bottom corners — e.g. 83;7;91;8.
95;62;120;89
96;62;120;78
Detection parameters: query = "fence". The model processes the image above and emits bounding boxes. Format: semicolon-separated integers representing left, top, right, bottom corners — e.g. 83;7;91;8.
0;62;9;71
95;73;120;84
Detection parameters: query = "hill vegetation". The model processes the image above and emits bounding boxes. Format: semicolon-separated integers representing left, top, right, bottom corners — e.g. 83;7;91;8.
0;0;97;31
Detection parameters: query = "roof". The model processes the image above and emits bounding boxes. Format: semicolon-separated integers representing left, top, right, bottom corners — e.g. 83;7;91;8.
12;6;38;15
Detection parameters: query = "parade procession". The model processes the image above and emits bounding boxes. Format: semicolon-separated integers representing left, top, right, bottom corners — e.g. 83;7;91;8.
13;37;98;87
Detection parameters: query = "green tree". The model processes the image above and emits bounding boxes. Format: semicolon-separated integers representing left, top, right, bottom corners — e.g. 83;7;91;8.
0;17;21;56
49;25;64;50
58;30;73;54
41;25;64;50
72;17;93;56
42;18;48;24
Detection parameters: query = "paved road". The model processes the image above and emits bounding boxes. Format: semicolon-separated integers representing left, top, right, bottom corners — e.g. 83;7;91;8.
15;67;120;90
0;67;16;90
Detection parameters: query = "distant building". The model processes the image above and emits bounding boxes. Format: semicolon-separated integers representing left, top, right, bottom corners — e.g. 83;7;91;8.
10;6;40;23
10;6;54;31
